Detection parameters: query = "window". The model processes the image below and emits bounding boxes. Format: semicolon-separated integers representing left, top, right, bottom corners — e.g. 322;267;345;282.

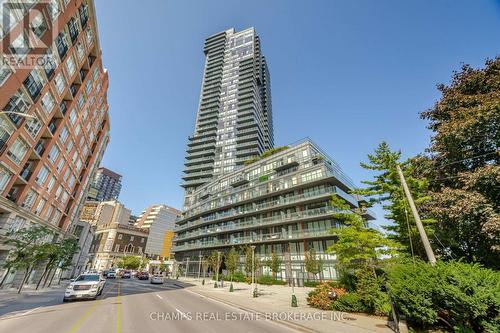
77;93;85;110
61;191;69;204
55;185;62;199
24;114;42;138
118;234;122;240
59;126;69;143
55;31;69;59
34;198;46;215
67;17;80;42
4;90;32;127
75;42;85;61
54;72;66;95
35;165;49;185
85;27;93;45
41;91;55;114
0;166;13;192
23;69;45;101
47;176;56;192
66;139;74;152
30;12;48;39
141;238;144;243
74;124;81;136
22;190;38;210
0;115;14;149
9;216;26;233
7;137;29;164
0;56;12;86
114;244;120;252
44;205;55;220
9;34;30;62
69;108;77;124
130;236;134;241
66;54;76;76
47;145;60;163
51;209;62;225
68;175;75;188
56;158;65;172
49;0;62;20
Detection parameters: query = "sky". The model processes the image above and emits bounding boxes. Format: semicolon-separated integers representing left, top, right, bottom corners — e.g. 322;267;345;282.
93;0;500;225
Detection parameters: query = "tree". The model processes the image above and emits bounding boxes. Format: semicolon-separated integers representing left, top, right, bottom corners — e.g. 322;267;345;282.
265;252;282;278
358;142;434;259
304;248;323;281
225;247;239;282
244;245;260;278
327;196;399;271
418;57;500;268
117;256;141;270
139;257;149;271
53;238;79;285
2;225;55;293
201;257;210;279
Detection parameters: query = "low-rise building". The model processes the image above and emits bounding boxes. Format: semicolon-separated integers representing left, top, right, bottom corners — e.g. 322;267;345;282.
173;139;375;282
89;223;148;271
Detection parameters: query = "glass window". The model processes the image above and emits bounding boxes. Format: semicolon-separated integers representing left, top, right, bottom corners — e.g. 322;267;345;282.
0;166;13;192
47;176;56;192
30;12;47;39
0;56;12;86
47;144;60;163
34;198;46;215
22;190;38;210
36;165;50;185
24;114;42;138
54;72;66;95
9;34;30;62
69;108;77;124
41;91;55;114
66;54;76;76
7;137;29;164
59;126;69;142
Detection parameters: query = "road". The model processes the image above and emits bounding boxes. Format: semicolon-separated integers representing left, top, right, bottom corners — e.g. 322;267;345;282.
0;278;299;333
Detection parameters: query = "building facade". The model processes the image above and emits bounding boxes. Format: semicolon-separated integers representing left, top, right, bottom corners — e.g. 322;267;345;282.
182;27;273;195
0;0;110;286
89;223;148;271
174;139;375;282
135;204;180;258
88;166;121;201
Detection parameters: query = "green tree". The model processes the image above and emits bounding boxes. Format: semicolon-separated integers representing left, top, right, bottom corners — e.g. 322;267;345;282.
327;196;398;271
225;247;239;282
201;257;210;279
58;238;79;279
265;252;282;278
139;257;149;271
208;251;222;276
418;57;500;267
304;248;323;281
244;245;260;278
2;225;55;293
358;142;434;259
117;256;141;270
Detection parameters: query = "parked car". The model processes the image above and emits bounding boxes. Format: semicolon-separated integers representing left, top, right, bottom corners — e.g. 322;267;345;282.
150;275;163;284
107;271;116;279
136;272;149;280
102;270;109;277
121;270;131;279
63;274;105;302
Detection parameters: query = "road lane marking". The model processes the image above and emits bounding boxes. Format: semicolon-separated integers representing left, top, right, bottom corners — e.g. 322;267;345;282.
0;306;42;320
155;294;163;299
116;281;121;333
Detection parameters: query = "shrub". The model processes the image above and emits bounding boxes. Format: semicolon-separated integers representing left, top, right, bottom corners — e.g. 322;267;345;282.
304;281;319;288
386;259;500;332
307;283;347;310
258;275;287;285
331;292;367;313
226;271;246;282
355;268;391;316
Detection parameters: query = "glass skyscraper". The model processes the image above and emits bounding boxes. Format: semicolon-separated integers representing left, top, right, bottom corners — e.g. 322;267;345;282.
182;27;273;198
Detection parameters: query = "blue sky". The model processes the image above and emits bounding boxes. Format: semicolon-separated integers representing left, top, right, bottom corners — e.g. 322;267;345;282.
94;0;500;225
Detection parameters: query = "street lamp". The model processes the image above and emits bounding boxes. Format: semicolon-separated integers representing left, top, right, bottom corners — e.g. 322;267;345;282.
185;258;189;279
1;110;36;119
214;251;220;288
251;245;257;298
198;252;202;280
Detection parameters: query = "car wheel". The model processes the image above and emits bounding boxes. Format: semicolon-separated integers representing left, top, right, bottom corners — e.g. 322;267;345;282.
63;298;68;302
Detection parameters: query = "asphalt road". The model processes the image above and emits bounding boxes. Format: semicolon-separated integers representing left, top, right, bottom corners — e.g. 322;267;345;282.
0;278;299;333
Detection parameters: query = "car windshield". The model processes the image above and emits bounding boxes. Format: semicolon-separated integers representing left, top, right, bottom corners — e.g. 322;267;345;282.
75;275;99;282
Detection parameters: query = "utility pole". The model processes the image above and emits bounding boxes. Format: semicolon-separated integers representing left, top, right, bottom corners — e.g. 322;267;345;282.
396;164;436;265
198;252;202;280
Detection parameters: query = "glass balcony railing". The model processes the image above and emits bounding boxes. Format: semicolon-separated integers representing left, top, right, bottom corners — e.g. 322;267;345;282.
175;205;347;242
173;227;339;252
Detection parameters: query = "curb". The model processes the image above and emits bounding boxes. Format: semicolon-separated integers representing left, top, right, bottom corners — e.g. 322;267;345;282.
185;287;320;333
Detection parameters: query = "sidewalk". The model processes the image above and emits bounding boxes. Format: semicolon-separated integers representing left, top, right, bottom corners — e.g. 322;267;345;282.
0;283;68;303
179;277;393;333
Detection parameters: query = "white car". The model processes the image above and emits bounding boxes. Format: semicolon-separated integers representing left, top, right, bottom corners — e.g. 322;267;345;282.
107;271;116;279
150;275;164;284
63;274;105;302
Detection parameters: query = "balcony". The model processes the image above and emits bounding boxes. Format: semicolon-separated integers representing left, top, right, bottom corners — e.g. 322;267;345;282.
48;119;57;134
20;166;32;181
173;227;339;252
175;189;338;235
34;140;45;157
